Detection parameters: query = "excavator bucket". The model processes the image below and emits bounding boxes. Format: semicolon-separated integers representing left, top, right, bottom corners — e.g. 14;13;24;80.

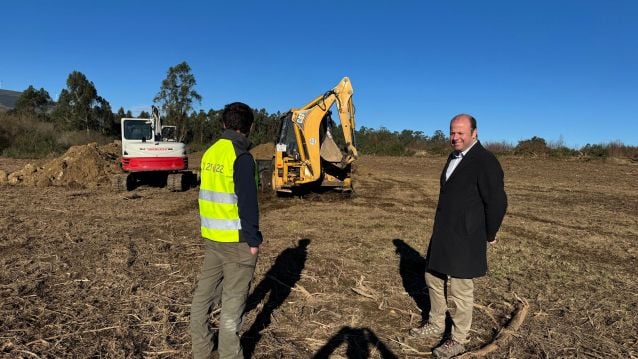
320;132;345;166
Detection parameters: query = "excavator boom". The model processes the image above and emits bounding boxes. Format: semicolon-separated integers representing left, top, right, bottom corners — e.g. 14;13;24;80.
272;77;359;194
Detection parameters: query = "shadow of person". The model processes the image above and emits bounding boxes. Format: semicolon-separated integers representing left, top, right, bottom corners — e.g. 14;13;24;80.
392;239;430;323
312;326;398;359
242;239;310;358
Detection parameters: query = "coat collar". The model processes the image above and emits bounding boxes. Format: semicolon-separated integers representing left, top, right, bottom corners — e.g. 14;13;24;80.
441;141;483;185
221;129;252;152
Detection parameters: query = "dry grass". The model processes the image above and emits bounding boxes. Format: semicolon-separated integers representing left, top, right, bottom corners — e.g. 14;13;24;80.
1;155;636;358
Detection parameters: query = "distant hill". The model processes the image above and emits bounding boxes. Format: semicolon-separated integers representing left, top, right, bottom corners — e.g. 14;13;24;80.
0;89;21;112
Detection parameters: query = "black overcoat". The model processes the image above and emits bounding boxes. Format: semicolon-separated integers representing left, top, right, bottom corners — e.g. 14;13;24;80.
425;142;507;278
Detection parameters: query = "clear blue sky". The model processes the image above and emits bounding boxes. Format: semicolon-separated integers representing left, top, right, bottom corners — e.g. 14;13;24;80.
2;0;637;147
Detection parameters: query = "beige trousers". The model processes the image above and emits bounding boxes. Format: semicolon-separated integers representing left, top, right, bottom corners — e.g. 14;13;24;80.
425;271;474;343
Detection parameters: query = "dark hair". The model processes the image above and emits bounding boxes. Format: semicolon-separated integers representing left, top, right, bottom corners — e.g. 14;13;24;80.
451;114;477;131
222;102;254;134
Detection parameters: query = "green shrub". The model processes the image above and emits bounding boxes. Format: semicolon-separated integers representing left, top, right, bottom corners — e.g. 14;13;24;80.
484;141;514;155
0;113;115;158
580;144;608;158
0;113;63;158
606;141;638;159
549;146;578;158
515;136;550;156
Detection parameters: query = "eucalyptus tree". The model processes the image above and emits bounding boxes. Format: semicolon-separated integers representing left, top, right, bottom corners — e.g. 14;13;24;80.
93;96;114;135
153;61;202;142
53;71;112;134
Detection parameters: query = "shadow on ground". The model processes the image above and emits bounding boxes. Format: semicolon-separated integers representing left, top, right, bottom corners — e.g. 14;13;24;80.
312;326;398;359
242;239;311;358
393;238;430;323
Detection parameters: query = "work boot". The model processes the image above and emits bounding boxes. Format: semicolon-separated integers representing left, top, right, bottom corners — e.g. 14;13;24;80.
433;339;466;358
408;322;444;340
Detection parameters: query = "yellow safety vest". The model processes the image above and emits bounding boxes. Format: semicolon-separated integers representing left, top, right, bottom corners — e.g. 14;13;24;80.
199;139;241;242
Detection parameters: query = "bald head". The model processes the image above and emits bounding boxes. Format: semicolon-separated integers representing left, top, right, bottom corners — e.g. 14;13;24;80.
449;114;478;152
450;114;476;131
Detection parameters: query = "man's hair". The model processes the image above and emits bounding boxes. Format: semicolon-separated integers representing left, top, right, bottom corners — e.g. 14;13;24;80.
222;102;254;134
451;114;477;131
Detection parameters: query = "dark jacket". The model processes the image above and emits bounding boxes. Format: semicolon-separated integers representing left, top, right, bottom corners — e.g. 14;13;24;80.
425;141;507;278
224;129;263;247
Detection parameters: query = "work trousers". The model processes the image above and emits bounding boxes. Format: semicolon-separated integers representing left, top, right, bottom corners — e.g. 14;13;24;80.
191;240;258;359
425;271;474;344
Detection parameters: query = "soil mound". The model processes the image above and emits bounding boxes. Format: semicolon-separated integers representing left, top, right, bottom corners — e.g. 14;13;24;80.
250;142;275;160
7;142;121;188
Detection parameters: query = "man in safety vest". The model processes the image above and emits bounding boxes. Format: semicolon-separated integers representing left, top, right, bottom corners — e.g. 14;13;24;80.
190;102;262;359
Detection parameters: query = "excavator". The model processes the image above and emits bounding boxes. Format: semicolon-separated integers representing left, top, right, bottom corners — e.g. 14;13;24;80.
113;106;195;191
271;77;359;194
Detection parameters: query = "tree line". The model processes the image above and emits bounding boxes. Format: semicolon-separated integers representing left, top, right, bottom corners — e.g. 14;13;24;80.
1;61;636;160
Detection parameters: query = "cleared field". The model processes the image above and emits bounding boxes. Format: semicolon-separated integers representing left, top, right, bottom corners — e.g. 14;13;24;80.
1;155;636;358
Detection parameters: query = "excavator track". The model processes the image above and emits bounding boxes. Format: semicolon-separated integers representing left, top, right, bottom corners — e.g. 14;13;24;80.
167;173;184;192
111;173;136;191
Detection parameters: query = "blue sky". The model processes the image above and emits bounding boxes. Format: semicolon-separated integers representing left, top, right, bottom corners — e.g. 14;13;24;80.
1;0;637;147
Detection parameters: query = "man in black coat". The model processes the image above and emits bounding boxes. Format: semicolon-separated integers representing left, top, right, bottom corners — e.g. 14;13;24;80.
410;114;507;359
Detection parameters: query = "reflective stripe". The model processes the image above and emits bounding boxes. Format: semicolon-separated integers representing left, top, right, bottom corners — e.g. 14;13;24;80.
199;189;237;204
200;216;242;230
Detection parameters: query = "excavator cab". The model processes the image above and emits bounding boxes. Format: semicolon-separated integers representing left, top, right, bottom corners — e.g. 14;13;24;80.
160;126;177;142
124;120;153;141
276;112;300;161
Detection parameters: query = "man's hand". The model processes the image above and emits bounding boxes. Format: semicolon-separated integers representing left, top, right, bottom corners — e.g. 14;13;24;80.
249;246;259;255
487;234;497;245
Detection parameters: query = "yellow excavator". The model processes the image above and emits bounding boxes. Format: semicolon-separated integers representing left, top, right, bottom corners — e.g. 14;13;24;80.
271;77;358;194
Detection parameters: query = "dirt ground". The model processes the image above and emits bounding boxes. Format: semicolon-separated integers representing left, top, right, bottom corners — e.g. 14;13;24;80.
1;152;636;358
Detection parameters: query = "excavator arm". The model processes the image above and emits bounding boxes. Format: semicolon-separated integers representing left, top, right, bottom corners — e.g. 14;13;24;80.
273;77;359;193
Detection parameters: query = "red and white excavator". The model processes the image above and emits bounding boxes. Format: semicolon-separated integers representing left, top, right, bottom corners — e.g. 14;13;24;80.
113;106;195;191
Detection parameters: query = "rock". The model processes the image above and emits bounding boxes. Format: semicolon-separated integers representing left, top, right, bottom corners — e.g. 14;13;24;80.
7;171;22;185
